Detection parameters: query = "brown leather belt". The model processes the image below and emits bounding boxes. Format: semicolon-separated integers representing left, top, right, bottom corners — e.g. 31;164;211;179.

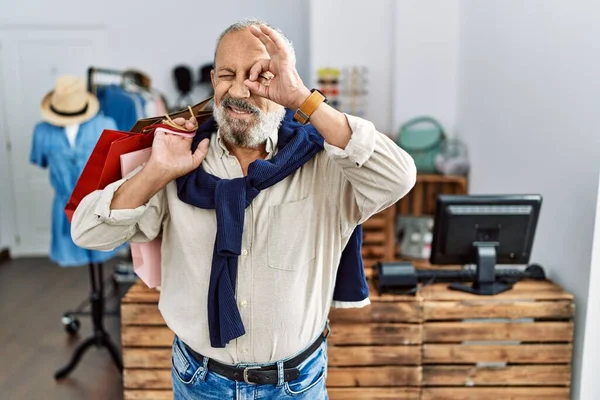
183;326;330;385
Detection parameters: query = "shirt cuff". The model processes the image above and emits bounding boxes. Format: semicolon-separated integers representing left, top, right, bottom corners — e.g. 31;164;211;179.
323;114;376;168
93;167;149;226
331;297;371;309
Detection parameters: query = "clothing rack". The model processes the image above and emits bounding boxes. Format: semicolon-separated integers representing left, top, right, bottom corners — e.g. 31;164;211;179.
87;66;127;94
87;65;170;126
87;66;153;93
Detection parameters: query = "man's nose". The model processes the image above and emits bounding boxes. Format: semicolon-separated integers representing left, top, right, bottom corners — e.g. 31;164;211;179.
228;77;250;99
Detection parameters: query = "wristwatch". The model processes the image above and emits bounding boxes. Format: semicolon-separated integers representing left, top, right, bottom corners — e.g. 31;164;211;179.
294;89;328;125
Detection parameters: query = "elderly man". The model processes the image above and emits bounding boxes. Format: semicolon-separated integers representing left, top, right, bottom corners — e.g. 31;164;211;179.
72;19;416;399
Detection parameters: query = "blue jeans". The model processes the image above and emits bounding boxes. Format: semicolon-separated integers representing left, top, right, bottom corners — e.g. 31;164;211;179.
171;336;329;399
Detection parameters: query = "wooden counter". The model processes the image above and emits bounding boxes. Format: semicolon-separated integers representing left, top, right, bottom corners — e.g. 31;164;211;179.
121;278;573;400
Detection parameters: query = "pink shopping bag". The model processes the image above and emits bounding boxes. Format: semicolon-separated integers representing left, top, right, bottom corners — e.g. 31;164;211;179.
120;148;162;288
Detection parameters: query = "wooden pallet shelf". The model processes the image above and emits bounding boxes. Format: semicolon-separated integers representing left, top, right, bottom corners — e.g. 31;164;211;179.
362;174;468;278
417;280;574;400
399;174;468;217
361;206;396;279
122;279;574;400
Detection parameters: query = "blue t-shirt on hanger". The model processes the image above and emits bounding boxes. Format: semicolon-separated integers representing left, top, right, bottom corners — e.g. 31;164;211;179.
30;114;124;267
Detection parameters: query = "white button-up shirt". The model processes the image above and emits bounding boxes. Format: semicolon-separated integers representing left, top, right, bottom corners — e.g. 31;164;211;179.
71;114;416;364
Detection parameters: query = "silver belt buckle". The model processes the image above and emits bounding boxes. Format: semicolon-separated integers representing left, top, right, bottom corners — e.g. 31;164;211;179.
243;366;261;384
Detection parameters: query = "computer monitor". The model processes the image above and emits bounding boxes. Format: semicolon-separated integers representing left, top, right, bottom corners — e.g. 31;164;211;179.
430;194;542;295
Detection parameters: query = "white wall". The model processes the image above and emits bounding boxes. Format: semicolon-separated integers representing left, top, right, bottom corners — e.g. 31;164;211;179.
0;76;14;249
309;0;395;134
581;173;600;399
0;0;309;103
0;160;10;249
457;1;600;397
309;0;459;138
393;0;460;138
0;0;309;251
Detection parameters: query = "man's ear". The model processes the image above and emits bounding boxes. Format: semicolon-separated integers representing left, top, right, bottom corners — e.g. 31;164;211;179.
211;69;216;89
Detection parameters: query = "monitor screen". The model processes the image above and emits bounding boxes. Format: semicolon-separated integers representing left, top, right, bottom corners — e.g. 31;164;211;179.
430;195;542;266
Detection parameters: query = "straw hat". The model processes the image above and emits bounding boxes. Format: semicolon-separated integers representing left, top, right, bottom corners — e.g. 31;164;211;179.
40;75;99;126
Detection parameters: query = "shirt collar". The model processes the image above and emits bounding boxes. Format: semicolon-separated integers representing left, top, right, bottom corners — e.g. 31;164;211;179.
216;127;279;159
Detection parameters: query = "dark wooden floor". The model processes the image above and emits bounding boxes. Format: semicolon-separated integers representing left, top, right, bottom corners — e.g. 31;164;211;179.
0;257;128;400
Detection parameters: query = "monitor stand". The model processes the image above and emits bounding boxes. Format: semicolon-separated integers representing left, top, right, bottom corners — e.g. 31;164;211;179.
448;243;513;295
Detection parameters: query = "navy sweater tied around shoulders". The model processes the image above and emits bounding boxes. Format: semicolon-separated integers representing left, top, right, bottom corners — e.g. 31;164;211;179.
175;109;369;348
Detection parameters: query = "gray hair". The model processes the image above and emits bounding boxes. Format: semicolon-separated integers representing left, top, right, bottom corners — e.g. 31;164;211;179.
213;18;296;66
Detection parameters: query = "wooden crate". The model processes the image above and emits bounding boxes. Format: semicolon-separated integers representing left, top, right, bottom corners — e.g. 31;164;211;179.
362;206;396;280
121;279;574;400
399;174;468;217
362;174;468;278
121;282;172;400
395;174;468;269
121;280;422;400
327;281;422;400
419;280;574;400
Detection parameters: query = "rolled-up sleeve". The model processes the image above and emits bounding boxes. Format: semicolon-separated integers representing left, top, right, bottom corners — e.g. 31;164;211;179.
71;169;167;251
322;114;417;234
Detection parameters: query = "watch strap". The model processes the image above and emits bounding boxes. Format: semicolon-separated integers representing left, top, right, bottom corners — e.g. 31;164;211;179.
294;90;326;124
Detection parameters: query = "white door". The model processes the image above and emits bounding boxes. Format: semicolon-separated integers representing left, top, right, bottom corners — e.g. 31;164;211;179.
0;27;108;256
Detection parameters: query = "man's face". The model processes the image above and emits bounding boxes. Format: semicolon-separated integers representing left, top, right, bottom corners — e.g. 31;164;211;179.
211;28;285;148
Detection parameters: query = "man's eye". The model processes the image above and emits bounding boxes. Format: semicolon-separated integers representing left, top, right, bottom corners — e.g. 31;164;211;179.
219;75;234;79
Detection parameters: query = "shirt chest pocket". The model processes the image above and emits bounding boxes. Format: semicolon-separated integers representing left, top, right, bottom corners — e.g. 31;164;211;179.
267;196;317;271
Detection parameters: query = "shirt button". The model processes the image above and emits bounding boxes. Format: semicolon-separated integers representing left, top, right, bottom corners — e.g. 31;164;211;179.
241;300;248;307
241;249;248;256
230;160;236;166
242;349;248;354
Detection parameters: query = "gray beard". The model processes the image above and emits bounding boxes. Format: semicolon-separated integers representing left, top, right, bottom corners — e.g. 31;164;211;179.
213;102;285;149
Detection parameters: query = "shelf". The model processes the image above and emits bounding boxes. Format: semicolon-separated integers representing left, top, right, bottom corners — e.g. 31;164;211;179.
416;174;468;184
